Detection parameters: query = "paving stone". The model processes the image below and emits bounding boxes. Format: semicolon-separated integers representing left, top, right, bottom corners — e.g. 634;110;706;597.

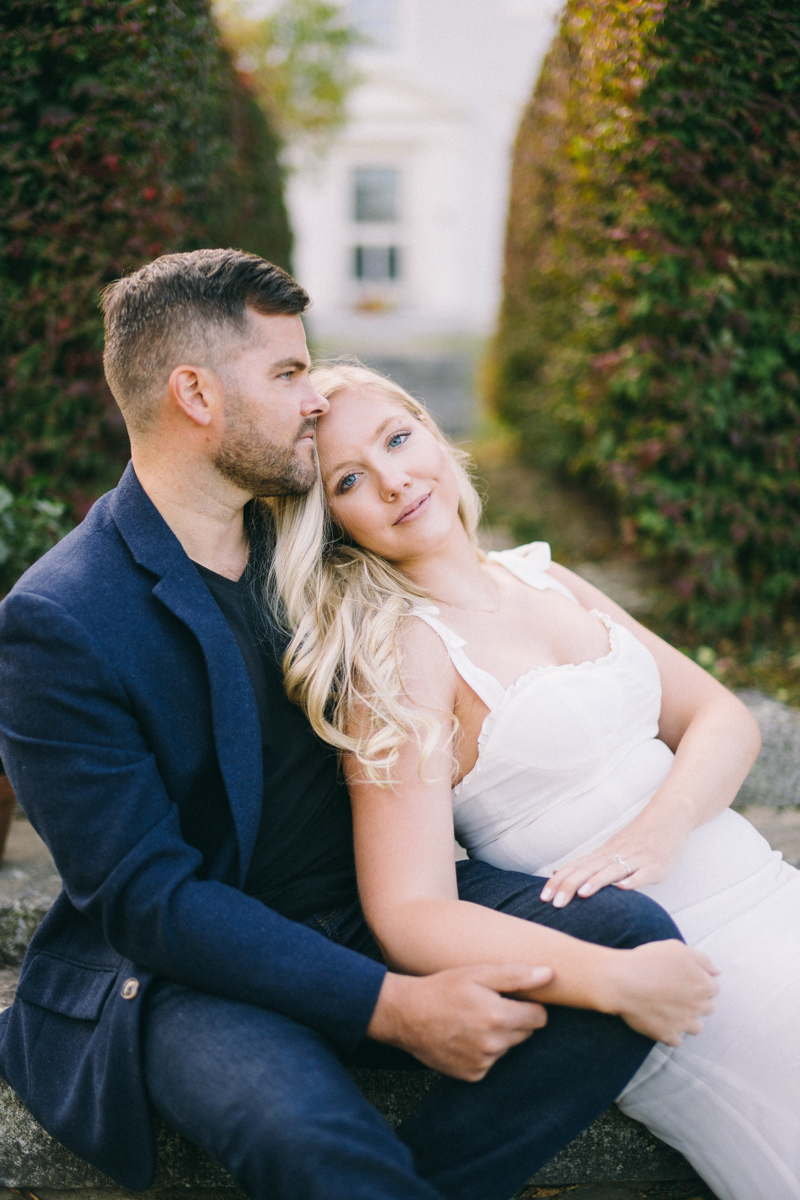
735;690;800;808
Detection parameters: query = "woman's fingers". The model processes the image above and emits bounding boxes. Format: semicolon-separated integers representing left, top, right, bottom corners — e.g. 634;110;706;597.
577;860;639;897
540;855;632;906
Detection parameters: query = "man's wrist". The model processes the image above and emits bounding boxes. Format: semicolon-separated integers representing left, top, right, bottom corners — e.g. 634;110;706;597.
366;971;412;1046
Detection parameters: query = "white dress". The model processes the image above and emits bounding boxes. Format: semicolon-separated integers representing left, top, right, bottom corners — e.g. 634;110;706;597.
415;542;800;1200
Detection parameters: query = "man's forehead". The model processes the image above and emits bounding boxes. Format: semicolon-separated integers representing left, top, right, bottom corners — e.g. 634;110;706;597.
243;308;309;362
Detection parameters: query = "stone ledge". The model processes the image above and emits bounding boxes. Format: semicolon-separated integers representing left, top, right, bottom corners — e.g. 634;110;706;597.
735;690;800;808
0;1072;700;1194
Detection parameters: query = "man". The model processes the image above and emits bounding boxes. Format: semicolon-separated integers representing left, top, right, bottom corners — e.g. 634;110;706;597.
0;250;717;1200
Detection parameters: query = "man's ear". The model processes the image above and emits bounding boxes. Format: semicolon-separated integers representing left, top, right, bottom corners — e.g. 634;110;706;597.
168;364;221;427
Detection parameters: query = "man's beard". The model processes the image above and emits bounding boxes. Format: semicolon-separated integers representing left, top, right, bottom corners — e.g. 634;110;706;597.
213;391;317;497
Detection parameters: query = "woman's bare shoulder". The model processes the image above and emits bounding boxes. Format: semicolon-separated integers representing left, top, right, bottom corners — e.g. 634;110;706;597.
398;614;459;709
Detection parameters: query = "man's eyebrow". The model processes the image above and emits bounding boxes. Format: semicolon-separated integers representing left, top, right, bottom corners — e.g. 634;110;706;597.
324;416;397;481
271;357;308;371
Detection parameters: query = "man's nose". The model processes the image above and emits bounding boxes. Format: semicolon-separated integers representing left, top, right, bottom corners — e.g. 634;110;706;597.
301;383;329;417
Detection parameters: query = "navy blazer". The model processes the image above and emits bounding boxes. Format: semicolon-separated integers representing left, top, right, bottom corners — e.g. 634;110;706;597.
0;464;386;1190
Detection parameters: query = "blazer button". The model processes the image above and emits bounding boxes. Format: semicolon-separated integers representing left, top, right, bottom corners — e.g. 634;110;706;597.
121;977;140;1000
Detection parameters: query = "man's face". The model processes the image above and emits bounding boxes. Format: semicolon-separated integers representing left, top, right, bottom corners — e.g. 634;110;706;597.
212;311;328;497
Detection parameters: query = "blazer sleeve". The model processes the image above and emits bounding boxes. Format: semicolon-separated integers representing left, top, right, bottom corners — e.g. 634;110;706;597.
0;590;386;1053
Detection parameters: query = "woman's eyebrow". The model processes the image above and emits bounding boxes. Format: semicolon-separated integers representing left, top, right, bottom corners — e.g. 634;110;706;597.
324;416;398;481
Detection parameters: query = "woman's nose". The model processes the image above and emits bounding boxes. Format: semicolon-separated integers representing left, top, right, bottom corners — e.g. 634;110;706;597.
377;467;410;500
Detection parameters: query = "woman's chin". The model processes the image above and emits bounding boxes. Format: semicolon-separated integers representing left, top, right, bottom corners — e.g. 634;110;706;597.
385;525;462;566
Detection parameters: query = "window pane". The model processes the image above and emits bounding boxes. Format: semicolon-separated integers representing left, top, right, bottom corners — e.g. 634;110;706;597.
354;168;400;223
353;246;401;281
351;0;399;51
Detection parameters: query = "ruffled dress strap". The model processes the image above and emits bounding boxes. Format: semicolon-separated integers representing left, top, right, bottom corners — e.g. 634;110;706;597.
413;607;507;712
487;541;579;605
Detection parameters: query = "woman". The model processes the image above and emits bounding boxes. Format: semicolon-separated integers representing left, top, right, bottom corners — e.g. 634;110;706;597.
268;363;800;1200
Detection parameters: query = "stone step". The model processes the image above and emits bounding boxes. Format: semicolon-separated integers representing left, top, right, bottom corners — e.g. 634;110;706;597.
0;815;60;968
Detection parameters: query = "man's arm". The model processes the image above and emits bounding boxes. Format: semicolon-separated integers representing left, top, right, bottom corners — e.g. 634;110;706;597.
0;589;551;1078
0;591;387;1051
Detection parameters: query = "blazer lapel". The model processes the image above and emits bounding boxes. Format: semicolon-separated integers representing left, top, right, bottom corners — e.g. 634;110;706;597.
110;464;263;885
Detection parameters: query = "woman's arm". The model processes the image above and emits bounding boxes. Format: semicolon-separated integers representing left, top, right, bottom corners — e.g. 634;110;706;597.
346;618;720;1047
539;563;762;907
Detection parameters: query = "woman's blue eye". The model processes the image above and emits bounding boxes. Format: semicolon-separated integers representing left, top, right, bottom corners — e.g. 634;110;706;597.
338;473;358;493
388;431;409;449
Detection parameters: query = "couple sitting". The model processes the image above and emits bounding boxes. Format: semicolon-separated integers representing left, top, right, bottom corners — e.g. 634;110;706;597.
0;248;797;1200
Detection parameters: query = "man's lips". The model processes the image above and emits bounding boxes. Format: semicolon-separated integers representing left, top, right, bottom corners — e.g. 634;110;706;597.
393;493;431;525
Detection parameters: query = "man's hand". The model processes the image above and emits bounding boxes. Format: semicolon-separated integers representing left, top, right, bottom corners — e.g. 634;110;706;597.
367;964;552;1081
604;940;721;1047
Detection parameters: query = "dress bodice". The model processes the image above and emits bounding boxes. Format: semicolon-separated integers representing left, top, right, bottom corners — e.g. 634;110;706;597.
414;542;673;873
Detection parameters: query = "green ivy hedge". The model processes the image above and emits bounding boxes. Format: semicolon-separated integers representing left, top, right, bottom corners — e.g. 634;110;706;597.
0;0;292;514
493;0;800;636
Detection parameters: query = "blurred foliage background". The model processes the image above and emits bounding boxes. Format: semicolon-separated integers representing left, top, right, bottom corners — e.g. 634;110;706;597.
490;0;800;652
0;0;356;594
2;0;799;700
214;0;360;154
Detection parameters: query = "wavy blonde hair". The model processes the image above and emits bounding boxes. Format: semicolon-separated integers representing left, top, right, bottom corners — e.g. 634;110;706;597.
267;361;483;785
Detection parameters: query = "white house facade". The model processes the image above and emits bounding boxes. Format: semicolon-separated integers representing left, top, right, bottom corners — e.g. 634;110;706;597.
288;0;561;345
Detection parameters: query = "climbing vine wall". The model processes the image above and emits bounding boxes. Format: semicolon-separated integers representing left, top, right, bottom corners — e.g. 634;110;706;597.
493;0;800;635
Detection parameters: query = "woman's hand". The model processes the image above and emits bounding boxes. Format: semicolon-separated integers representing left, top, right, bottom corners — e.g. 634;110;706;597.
608;940;720;1046
540;807;693;908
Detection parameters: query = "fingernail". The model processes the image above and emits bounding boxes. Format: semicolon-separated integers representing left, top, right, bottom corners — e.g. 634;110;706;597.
577;884;592;897
552;892;567;908
540;887;552;901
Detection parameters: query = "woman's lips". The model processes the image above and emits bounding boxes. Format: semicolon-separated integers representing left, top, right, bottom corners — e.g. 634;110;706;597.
394;493;431;524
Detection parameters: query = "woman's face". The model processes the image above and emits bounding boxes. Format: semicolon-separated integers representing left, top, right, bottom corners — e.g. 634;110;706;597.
315;386;463;565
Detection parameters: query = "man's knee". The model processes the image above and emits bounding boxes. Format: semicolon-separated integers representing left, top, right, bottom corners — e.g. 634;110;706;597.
569;884;681;948
455;859;680;948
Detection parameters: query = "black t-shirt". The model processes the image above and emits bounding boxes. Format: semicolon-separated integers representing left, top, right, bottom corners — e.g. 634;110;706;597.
194;561;357;921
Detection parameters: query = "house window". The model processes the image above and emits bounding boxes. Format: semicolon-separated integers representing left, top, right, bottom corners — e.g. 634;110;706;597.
354;167;400;223
353;246;401;281
351;0;399;52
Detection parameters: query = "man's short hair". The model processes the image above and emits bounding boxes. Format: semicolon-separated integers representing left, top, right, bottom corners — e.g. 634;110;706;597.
101;248;310;433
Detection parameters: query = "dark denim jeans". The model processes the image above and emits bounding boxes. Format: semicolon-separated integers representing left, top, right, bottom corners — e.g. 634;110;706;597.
143;860;680;1200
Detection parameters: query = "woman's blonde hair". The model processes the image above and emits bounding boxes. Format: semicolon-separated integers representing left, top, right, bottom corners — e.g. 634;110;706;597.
266;361;483;785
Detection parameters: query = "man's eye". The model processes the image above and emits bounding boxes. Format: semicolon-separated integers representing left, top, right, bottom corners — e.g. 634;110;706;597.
388;430;410;449
337;472;358;494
